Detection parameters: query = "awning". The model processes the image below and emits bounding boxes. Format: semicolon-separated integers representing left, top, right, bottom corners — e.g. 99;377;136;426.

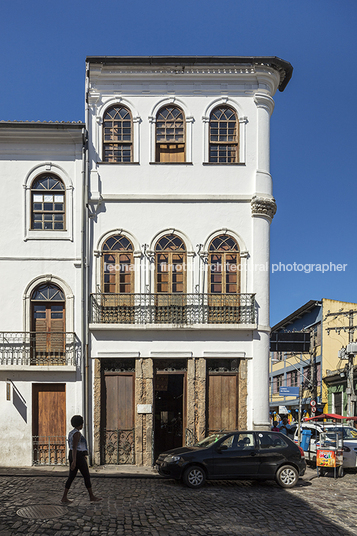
305;413;357;421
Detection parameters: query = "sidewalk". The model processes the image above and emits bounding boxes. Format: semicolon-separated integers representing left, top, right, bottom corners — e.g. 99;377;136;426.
0;464;159;478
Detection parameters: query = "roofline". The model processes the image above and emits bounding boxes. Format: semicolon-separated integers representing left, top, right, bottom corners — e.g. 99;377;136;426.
86;55;293;91
0;122;84;129
272;300;322;332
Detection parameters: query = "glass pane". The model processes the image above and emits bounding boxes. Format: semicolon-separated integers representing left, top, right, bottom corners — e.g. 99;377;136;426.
34;305;46;318
33;195;43;202
51;305;63;318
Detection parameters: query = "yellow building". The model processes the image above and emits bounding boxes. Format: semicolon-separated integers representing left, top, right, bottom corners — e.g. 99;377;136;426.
269;299;357;422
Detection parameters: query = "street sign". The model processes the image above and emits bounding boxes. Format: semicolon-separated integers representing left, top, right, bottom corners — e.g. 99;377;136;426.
280;387;299;396
311;406;316;413
310;400;316;407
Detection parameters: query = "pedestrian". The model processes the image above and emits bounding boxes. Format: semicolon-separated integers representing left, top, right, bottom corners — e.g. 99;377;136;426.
61;415;101;503
271;420;280;432
278;416;292;436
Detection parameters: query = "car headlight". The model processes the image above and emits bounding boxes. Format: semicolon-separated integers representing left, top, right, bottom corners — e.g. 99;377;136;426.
164;455;181;463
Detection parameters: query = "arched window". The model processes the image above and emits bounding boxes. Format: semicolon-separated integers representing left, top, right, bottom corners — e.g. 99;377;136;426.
102;235;134;294
155;234;186;293
156;106;185;162
31;283;65;364
103;105;133;162
209;235;240;294
209;106;238;163
31;174;65;230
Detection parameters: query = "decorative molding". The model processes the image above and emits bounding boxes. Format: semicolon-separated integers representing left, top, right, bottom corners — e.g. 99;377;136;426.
150;352;193;358
96;193;252;202
94;67;257;76
96;352;140;358
203;351;247;358
254;93;275;115
251;196;277;221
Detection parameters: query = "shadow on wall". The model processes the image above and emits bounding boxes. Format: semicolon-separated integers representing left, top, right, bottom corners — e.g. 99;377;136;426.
12;383;27;422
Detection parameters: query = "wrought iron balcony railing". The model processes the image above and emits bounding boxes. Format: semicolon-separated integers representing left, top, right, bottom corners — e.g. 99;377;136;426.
90;293;256;326
0;332;77;366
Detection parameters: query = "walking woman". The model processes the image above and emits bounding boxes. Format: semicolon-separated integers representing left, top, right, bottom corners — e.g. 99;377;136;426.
61;415;101;503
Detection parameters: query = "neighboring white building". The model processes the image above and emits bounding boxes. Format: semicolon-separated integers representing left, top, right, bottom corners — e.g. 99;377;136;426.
0;121;84;466
86;56;292;465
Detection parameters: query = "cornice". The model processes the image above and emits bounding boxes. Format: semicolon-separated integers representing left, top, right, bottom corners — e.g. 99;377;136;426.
87;56;293;91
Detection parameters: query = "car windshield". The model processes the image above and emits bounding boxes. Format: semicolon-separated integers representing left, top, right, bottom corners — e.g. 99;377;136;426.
323;426;357;440
194;434;226;448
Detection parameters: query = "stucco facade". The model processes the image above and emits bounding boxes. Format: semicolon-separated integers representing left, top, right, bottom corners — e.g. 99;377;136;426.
86;57;291;465
0;123;84;466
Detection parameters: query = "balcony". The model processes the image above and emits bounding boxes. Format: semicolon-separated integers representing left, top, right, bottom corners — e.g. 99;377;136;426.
0;332;77;368
90;293;256;327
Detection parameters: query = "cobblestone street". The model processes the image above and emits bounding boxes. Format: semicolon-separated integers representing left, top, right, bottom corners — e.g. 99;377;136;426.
0;467;356;535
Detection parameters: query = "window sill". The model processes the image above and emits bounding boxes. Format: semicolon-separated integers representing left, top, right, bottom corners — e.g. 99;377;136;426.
97;162;140;165
149;162;193;165
25;230;72;241
202;162;245;166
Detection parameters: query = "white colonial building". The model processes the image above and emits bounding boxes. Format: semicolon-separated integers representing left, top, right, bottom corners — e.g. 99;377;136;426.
86;56;292;466
0;122;85;466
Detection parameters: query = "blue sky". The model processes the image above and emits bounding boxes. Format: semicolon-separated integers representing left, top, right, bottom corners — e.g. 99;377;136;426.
1;0;356;325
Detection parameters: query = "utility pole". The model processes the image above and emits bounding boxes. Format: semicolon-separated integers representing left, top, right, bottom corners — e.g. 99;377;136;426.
310;328;317;406
347;311;356;418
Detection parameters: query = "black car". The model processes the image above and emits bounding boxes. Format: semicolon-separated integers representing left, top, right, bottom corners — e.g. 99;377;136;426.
156;430;306;489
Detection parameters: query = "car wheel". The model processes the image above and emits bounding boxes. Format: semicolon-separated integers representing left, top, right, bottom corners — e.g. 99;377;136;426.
182;465;206;489
275;465;299;488
337;466;344;478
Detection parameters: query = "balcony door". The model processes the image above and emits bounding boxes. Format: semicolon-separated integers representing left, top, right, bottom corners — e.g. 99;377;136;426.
31;284;65;365
208;234;240;323
101;234;134;323
155;234;186;323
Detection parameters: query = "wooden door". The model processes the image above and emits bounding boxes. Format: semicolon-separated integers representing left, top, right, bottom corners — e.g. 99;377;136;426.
32;384;66;465
32;303;65;364
207;373;238;434
103;373;135;464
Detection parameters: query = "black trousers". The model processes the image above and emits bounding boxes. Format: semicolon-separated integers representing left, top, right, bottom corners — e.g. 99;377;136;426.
65;450;91;489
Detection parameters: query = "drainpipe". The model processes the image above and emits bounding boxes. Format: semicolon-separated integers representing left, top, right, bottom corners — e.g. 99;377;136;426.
83;62;90;462
80;129;86;438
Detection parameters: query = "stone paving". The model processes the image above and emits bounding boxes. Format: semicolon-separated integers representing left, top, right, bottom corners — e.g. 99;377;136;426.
0;466;356;535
